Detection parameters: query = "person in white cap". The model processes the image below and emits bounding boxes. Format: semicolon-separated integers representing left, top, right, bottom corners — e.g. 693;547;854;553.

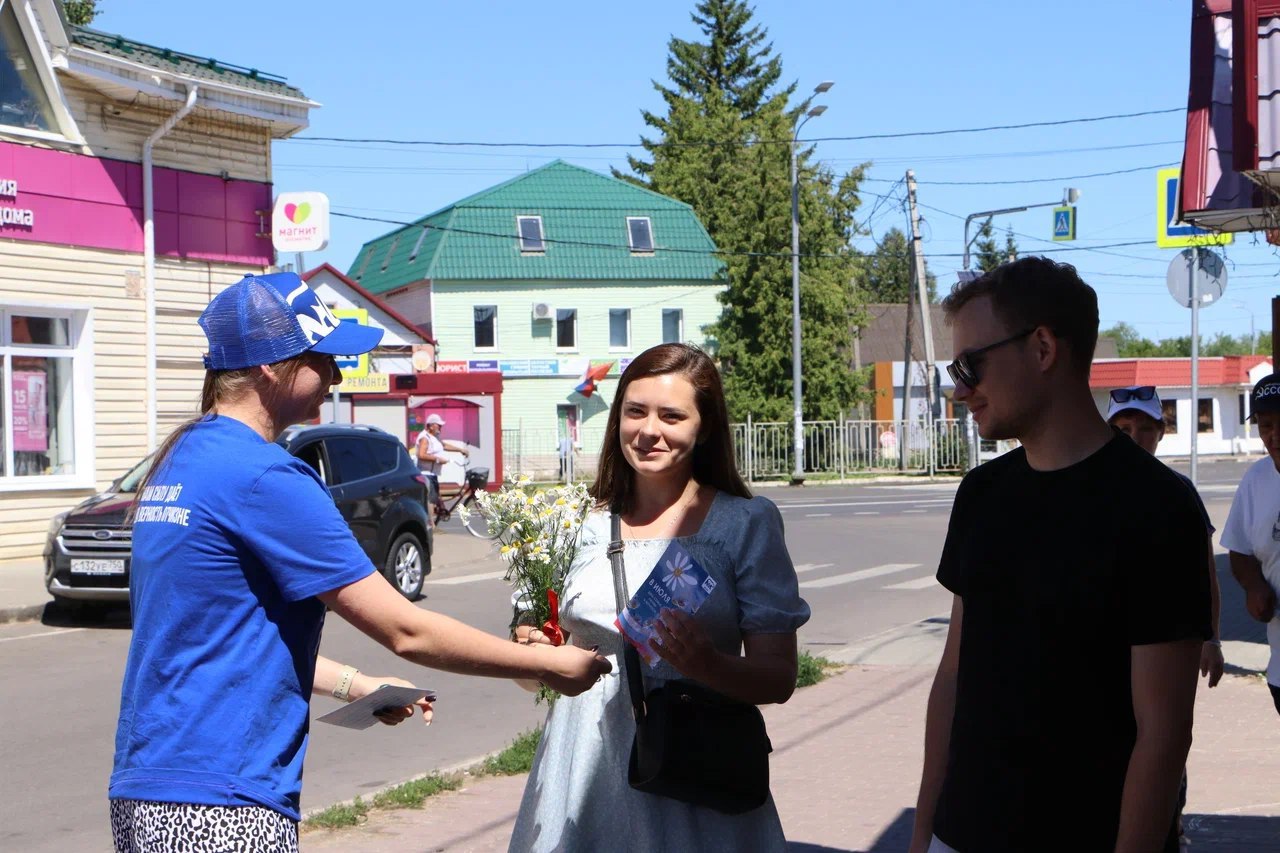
1222;372;1280;718
1106;384;1223;844
415;413;468;524
1106;385;1223;687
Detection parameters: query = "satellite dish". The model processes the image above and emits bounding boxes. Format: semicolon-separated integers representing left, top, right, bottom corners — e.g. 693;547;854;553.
1166;248;1226;309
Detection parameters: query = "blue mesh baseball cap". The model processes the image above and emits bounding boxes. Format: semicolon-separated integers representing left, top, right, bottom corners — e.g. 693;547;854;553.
199;272;384;370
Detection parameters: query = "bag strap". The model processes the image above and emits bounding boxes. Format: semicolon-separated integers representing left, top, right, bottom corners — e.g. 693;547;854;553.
608;511;647;723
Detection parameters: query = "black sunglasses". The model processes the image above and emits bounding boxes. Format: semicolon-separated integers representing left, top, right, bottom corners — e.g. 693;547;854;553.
946;328;1036;388
1109;386;1156;404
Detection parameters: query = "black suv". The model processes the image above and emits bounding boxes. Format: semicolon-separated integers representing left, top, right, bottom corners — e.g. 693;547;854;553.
43;423;433;610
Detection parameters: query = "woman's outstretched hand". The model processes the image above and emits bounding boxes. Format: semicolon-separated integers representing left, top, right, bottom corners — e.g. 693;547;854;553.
349;674;434;726
536;645;612;696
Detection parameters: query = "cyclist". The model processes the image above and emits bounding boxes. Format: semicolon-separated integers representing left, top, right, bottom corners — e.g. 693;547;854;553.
414;414;468;525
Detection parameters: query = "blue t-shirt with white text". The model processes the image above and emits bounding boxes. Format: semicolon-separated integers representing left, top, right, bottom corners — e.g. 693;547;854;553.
110;416;374;819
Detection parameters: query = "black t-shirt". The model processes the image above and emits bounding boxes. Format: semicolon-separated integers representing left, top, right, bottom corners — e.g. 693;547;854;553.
933;433;1211;853
1173;470;1215;534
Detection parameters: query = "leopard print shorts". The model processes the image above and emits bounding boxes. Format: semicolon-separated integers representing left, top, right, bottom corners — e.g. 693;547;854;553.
109;799;298;852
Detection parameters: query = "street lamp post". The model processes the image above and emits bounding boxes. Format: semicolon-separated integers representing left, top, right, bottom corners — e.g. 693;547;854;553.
960;188;1081;275
790;80;833;486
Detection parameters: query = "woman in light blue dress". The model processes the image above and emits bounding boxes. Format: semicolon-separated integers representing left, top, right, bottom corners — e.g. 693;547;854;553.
509;343;810;853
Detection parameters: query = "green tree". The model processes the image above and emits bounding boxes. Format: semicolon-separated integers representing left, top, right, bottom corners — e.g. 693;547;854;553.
621;0;866;420
1003;226;1018;263
63;1;99;26
972;220;1020;273
1101;322;1160;358
861;227;937;303
1100;323;1272;358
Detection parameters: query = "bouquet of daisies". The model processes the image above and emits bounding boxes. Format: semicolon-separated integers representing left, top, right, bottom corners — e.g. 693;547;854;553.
463;475;592;649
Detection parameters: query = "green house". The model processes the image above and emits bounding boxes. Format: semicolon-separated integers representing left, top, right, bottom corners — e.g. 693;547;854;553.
348;160;724;476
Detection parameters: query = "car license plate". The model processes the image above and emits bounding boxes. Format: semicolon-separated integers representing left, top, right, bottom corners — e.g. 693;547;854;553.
70;559;125;575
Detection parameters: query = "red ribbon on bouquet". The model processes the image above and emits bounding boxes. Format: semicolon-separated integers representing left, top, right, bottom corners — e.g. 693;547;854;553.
541;589;564;647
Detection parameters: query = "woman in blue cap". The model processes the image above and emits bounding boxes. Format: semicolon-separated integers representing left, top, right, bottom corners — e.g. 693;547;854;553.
109;272;610;852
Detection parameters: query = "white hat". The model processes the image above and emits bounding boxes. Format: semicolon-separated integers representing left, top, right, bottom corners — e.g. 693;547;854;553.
1105;386;1163;424
425;413;446;426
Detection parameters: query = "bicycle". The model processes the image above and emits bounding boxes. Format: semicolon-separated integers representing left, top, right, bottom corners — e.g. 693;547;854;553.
432;467;498;539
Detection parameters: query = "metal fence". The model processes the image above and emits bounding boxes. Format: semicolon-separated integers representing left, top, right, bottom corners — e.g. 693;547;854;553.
733;418;973;482
503;418;975;484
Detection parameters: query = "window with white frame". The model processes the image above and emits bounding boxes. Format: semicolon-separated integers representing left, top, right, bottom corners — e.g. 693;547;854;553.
609;309;630;350
517;215;545;253
662;308;683;344
627;217;654;253
1;305;90;484
556;308;577;350
474;305;497;350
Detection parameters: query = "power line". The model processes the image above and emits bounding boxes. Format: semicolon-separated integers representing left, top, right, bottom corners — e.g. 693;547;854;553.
914;162;1177;187
333;209;1162;265
291;107;1184;150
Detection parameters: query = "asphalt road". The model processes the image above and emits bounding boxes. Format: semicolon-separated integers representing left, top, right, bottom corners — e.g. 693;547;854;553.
0;457;1253;852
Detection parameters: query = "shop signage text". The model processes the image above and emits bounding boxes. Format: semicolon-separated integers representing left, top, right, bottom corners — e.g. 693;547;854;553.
0;178;35;228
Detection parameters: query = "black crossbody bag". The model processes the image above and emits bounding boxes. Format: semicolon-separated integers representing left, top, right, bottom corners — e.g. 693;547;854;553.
607;512;772;815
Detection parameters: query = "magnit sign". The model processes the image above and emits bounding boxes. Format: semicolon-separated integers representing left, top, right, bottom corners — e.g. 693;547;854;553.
272;191;330;252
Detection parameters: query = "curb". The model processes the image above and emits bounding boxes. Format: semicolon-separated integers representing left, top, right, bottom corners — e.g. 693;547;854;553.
0;602;49;625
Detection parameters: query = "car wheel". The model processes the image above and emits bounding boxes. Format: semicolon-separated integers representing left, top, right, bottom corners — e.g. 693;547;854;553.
383;531;426;601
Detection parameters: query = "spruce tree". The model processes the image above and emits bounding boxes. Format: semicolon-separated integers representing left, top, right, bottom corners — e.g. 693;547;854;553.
862;228;937;303
621;0;866;421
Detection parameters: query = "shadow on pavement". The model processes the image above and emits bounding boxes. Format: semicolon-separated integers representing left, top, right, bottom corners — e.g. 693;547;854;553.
813;809;1280;852
1184;813;1280;848
1217;553;1268;646
40;599;131;630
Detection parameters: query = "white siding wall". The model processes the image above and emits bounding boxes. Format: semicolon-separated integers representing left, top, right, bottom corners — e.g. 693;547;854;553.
61;77;272;181
0;240;262;560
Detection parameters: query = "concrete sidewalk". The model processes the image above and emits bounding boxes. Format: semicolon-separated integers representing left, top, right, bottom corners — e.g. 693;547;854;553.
302;625;1280;853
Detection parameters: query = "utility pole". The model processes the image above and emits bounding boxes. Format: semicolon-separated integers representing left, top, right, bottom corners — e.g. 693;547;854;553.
906;170;935;476
1273;296;1279;365
899;280;913;473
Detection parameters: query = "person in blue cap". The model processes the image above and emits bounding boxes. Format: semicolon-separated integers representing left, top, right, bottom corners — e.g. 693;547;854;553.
109;272;610;853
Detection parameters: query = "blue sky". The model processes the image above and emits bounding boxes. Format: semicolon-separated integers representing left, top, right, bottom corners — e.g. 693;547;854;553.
94;1;1277;344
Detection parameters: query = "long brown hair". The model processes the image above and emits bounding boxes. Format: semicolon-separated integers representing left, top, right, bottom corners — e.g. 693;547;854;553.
589;343;750;513
132;356;308;512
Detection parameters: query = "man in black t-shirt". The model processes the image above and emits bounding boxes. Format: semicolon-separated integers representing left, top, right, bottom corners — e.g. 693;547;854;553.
908;259;1211;853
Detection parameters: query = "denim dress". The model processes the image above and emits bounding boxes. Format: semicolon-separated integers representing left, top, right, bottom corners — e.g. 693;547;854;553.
508;492;811;853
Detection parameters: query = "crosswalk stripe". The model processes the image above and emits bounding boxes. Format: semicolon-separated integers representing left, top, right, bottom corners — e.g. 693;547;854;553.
431;570;506;585
799;563;920;589
884;575;939;591
793;562;834;574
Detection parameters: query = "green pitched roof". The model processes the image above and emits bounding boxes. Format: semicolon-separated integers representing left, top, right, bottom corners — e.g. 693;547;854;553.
347;161;723;293
70;26;307;100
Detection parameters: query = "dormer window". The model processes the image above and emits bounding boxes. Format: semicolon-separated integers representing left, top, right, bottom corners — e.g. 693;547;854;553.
627;217;653;253
0;4;58;133
517;215;545;253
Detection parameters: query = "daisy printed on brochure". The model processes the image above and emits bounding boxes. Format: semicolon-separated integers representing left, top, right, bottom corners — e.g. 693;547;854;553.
615;541;718;668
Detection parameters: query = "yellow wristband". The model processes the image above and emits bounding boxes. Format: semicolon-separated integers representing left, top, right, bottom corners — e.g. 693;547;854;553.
333;665;359;702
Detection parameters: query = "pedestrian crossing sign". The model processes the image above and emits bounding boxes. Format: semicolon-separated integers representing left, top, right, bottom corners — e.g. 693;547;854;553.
1052;206;1076;241
1156;167;1232;248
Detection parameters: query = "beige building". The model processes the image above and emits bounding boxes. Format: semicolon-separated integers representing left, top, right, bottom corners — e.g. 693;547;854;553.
0;1;314;560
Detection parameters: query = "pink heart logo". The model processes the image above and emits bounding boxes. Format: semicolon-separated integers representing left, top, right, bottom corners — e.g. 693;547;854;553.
284;203;297;222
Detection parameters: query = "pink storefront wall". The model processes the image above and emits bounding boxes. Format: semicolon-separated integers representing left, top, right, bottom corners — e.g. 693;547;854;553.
0;140;272;265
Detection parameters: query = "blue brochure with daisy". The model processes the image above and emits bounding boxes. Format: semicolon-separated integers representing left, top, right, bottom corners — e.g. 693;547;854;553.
615;541;718;667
